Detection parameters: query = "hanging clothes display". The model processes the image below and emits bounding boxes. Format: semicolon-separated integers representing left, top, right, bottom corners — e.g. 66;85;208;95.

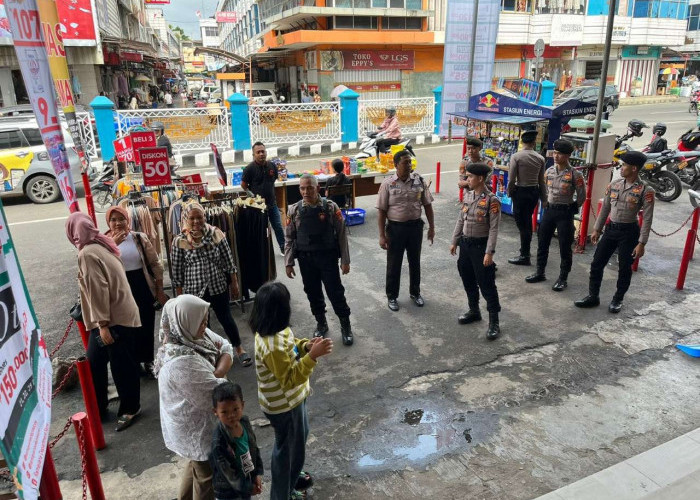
118;192;162;256
203;202;243;299
233;196;276;297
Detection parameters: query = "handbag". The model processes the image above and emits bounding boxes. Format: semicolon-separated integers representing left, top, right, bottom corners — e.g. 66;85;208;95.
69;301;83;322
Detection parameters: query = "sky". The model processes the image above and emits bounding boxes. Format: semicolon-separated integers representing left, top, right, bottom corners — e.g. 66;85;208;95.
159;0;217;40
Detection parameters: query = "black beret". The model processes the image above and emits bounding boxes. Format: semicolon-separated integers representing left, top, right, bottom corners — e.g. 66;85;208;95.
521;130;538;143
553;139;574;155
620;150;647;169
466;137;483;148
466;162;491;177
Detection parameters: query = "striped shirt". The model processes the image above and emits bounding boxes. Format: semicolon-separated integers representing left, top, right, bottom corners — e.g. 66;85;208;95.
254;327;316;415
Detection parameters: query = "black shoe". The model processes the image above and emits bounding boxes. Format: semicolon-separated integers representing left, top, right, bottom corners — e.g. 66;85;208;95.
458;310;482;324
339;316;353;346
608;298;623;313
508;255;531;266
388;298;399;312
486;313;500;340
574;295;600;308
525;272;546;283
410;294;425;307
552;279;567;292
313;315;329;338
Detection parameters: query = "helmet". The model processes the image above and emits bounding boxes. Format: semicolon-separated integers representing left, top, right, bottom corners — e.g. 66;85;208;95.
151;121;165;133
652;123;667;136
385;107;396;116
627;119;648;137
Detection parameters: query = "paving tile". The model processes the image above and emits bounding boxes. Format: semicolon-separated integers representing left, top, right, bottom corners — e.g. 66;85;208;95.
556;462;661;500
627;435;700;487
638;471;700;500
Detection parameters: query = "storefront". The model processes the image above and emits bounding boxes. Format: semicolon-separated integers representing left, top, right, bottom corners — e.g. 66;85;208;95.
618;46;661;97
572;46;620;86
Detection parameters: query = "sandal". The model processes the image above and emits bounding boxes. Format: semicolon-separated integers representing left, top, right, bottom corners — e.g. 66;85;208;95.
115;409;141;432
238;351;252;367
295;471;314;491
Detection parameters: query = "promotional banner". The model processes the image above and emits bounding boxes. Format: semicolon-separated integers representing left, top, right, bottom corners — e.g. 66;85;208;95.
145;0;171;3
210;143;227;187
320;50;414;71
0;0;96;43
130;131;156;166
140;147;171;187
216;11;237;22
36;0;91;175
439;0;500;136
6;0;79;213
0;200;53;500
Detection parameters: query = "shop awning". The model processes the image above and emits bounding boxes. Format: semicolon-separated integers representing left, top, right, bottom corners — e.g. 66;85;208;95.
449;111;544;125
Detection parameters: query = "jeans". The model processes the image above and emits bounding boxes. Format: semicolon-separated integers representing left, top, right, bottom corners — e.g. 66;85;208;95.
535;206;576;278
268;203;286;251
298;251;351;318
511;186;541;257
178;459;214;500
203;291;241;348
386;220;424;299
265;401;309;500
457;238;501;313
589;223;640;300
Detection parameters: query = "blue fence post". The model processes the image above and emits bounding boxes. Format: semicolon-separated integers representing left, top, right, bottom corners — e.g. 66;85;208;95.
538;80;556;107
432;86;442;135
339;88;360;143
227;93;251;151
90;96;116;162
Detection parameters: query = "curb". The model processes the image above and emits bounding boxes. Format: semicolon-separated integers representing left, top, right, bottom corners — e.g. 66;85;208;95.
619;96;680;106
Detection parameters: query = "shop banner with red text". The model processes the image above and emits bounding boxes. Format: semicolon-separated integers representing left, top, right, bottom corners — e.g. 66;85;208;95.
320;50;414;71
0;200;52;500
0;0;96;43
5;0;79;213
37;0;91;174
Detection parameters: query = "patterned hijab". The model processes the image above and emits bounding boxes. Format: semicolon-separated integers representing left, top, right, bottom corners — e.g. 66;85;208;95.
153;294;220;375
65;212;121;255
180;202;214;249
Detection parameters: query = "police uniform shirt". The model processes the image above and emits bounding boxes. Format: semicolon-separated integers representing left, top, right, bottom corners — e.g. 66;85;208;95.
507;149;546;201
460;155;494;181
594;178;655;244
284;197;351;267
451;189;501;254
545;164;586;206
376;172;433;222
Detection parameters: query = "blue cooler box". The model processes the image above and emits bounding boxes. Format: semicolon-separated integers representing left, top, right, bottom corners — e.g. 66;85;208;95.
342;208;366;226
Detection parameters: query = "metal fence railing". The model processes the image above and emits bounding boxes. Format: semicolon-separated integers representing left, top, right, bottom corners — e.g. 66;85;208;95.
75;112;98;160
249;101;341;146
358;97;435;136
114;106;231;153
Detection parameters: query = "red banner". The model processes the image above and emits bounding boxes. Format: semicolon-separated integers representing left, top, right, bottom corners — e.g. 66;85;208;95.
121;51;143;62
320;50;414;71
216;11;237;22
140;147;172;187
114;136;134;163
145;0;171;3
1;0;96;41
130;131;157;166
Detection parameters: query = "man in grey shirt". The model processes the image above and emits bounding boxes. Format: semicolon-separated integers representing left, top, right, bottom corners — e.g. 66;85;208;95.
507;130;546;266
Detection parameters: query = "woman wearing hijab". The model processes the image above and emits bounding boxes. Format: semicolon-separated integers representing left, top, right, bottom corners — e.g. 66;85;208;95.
155;294;234;500
65;212;142;432
105;206;168;376
171;203;251;367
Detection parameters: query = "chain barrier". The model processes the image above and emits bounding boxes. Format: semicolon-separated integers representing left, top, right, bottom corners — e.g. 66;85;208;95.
48;417;73;449
650;211;695;238
79;420;88;500
52;362;76;399
50;318;74;358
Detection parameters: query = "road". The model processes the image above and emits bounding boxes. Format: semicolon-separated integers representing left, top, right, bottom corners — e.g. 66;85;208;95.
4;102;700;499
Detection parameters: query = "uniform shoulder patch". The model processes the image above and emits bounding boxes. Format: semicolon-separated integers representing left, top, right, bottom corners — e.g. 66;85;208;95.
335;209;344;221
576;176;584;187
644;190;655;203
489;197;501;213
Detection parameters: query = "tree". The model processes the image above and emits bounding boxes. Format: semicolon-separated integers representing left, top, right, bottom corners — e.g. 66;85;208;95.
169;24;191;41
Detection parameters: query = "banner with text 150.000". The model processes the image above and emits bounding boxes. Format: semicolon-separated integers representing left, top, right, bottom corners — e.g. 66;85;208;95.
5;0;79;213
0;199;52;500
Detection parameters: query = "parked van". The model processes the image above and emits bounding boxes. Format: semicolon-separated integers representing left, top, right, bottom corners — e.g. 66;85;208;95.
199;85;218;100
237;83;285;105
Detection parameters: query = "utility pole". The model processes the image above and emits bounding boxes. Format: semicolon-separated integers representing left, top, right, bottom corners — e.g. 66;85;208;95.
590;1;616;166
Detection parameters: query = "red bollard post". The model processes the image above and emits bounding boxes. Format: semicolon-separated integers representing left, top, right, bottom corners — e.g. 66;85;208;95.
531;201;539;233
39;446;62;500
435;161;441;194
72;412;106;500
632;210;643;272
690;207;699;261
677;207;700;290
491;173;497;193
81;170;97;226
76;320;89;350
461;136;467;158
76;357;106;450
577;167;596;250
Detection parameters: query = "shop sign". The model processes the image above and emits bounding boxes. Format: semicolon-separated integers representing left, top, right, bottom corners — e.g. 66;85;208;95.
131;131;156;166
114;135;134;162
180;174;206;196
145;0;170;3
140;147;171;187
216;11;237;22
637;46;650;55
347;82;401;92
550;15;584;47
612;25;629;43
121;51;143;62
519;79;541;104
320;50;414;71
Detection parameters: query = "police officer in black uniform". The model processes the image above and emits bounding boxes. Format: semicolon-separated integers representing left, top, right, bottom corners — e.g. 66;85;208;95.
285;174;353;345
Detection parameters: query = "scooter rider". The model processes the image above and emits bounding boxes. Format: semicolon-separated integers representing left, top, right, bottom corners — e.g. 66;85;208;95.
375;107;401;157
646;123;668;153
152;121;173;158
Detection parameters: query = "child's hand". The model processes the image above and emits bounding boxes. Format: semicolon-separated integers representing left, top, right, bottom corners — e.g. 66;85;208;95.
305;337;320;352
309;338;333;360
252;475;263;495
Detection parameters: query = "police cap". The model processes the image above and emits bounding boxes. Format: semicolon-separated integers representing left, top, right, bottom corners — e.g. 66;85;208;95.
620;150;647;170
466;137;483;148
520;130;538;143
466;162;491;178
553;139;574;155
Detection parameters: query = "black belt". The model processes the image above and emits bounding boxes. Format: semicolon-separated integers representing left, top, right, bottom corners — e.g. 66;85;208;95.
460;237;488;245
607;222;637;230
548;203;573;210
387;218;423;226
516;185;540;189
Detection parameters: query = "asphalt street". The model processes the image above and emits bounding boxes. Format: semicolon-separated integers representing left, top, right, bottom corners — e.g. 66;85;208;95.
5;101;700;499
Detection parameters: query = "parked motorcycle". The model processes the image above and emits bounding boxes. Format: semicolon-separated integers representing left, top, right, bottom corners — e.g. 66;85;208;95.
662;129;700;190
90;162;116;212
614;143;683;202
690;90;700;115
355;131;416;160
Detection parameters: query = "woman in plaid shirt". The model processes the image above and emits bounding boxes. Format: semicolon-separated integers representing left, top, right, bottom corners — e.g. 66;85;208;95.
171;203;252;367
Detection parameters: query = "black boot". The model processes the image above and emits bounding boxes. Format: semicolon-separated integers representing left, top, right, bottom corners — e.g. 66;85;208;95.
458;309;482;324
525;269;546;283
552;273;568;292
508;255;531;266
313;315;329;338
486;313;500;340
339;316;353;346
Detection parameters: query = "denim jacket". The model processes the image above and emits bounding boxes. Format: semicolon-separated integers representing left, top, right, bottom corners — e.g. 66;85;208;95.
210;416;264;499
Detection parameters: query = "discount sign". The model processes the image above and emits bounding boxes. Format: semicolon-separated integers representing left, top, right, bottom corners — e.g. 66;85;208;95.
131;131;157;166
113;135;134;163
140;147;172;187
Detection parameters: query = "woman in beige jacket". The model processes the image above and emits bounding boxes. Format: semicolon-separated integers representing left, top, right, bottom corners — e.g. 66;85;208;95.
105;206;168;376
66;212;142;432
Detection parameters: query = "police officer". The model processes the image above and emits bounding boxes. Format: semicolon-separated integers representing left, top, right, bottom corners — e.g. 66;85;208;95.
507;130;546;266
458;138;493;191
285;174;353;345
526;139;586;291
575;151;654;313
450;163;502;340
377;150;435;312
